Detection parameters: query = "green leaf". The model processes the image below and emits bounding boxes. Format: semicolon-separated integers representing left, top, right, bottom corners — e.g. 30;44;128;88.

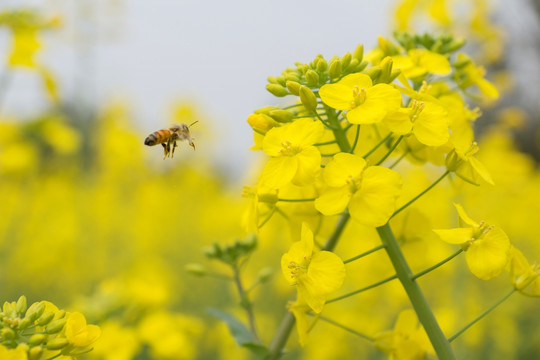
207;308;269;358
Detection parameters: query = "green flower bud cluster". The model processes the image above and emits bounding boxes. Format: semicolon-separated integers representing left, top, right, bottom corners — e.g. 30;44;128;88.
266;45;368;99
394;31;466;55
0;296;99;359
202;233;258;266
0;9;59;30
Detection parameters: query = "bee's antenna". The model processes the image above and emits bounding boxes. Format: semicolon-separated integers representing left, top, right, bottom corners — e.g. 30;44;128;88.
189;121;199;127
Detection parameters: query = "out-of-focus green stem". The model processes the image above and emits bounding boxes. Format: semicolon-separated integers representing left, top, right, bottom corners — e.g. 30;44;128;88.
233;265;260;343
411;249;463;280
377;224;456;360
448;288;516;343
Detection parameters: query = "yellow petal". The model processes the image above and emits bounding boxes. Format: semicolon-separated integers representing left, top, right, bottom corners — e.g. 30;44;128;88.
308;251;346;293
413;102;449;146
323;152;366;187
466;227;510;280
260;156;298;188
292;146;321;186
319;74;372;111
468;156;494;186
415;49;451;75
348;166;402;226
476;78;499;99
433;228;474;244
453;203;479;228
315;186;351;216
383;109;413;134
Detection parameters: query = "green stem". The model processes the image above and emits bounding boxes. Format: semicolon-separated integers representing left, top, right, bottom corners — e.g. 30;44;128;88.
391;170;450;220
277;198;315;203
343;244;385;264
376;136;403;166
326;274;398;304
448;288;516;343
323;211;350;251
350;125;361;153
326;107;352;152
411;249;463;280
233;265;260;342
377;224;456;360
363;132;392;158
314;139;338;146
312;314;375;342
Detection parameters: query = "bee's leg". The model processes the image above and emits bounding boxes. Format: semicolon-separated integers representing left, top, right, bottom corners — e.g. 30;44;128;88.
162;142;170;159
171;141;178;158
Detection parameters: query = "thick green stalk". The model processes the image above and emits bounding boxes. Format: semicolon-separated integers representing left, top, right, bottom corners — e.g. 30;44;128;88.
377;224;456;360
325;107;351;153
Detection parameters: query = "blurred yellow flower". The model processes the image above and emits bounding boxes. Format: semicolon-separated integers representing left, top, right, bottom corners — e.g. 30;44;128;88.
445;141;494;186
433;203;510;280
65;312;101;348
0;345;27;360
281;223;345;313
506;247;540;296
392;48;451;79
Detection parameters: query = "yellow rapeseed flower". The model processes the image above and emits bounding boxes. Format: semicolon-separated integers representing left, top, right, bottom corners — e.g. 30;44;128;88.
315;153;402;227
392;48;451;79
0;345;27;360
319;73;402;125
65;312;101;347
506;246;540;296
445;141;494;186
281;223;345;313
433;204;510;280
260;119;324;188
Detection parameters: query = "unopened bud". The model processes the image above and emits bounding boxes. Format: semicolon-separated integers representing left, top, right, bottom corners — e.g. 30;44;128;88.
285;72;300;82
388;69;401;83
341;52;352;69
257;267;273;283
305;70;319;87
285;80;301;96
329;57;342;80
275;75;286;86
29;346;43;360
1;327;16;339
316;58;328;73
353;44;364;62
16;296;27;315
254;105;278;114
29;334;47;346
18;317;31;330
46;318;66;334
37;311;55;326
453;57;471;69
266;83;289;97
447;38;465;52
379;57;394;83
53;310;66;321
267;76;278;84
268;109;294;123
247;113;279;133
46;337;69;350
185;263;207;276
363;66;382;82
299;86;318;112
25;302;45;322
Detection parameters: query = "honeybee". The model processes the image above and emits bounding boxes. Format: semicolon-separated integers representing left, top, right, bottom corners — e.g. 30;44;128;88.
144;121;198;159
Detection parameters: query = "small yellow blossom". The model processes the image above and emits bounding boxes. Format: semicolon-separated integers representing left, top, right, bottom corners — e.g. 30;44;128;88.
319;73;402;125
392;48;451;79
433;204;510;280
260;119;324;188
445;141;494;185
506;247;540;296
315;153;402;227
64;312;101;347
281;223;345;313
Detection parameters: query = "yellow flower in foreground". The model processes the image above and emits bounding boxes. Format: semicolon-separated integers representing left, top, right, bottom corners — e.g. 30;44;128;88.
433;204;510;280
375;309;434;360
65;312;101;347
281;223;345;313
319;73;402;124
0;345;27;360
392;48;451;79
315;153;402;227
286;297;312;347
260;119;324;188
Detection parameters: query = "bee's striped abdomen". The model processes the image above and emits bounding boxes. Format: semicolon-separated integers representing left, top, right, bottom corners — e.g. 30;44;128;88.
144;129;172;146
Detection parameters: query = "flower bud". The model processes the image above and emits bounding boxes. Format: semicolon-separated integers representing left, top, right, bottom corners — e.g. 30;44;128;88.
46;318;67;334
341;52;352;69
257;267;274;283
285;72;300;82
29;334;47;346
254;105;278;114
16;295;27;315
185;263;207;276
266;84;289;97
46;337;69;350
275;75;287;86
37;311;55;326
18;317;31;330
285;80;301;96
29;346;43;360
316;58;328;73
25;302;45;322
305;70;319;87
1;327;16;339
267;76;278;84
268;109;294;123
353;44;364;62
445;149;462;172
363;66;382;82
247;113;279;133
299;86;318;112
329;57;342;80
388;69;401;83
53;310;66;320
453;57;471;69
379;56;394;83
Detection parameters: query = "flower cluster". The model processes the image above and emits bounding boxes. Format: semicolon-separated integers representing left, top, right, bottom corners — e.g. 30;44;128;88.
0;296;100;360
